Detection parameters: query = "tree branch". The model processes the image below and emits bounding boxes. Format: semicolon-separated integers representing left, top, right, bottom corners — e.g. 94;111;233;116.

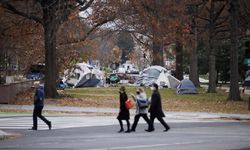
213;3;227;23
78;0;94;11
1;2;43;25
215;29;230;35
215;16;229;26
195;15;210;22
58;17;114;45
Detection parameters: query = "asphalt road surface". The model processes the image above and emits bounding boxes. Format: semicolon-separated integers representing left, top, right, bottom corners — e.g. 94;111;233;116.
1;120;250;150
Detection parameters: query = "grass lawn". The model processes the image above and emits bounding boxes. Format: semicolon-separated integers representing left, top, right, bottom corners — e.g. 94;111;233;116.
60;86;250;114
14;86;250;114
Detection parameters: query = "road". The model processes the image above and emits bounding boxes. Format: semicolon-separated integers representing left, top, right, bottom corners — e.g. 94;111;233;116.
0;116;250;150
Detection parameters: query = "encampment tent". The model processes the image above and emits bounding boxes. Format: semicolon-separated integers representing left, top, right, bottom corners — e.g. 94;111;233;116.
135;65;179;88
176;79;197;94
244;69;250;86
63;63;103;88
156;71;180;89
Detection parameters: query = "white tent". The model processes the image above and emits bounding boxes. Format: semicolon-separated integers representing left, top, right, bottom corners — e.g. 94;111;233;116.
117;62;139;74
63;63;103;88
156;70;180;89
135;65;179;88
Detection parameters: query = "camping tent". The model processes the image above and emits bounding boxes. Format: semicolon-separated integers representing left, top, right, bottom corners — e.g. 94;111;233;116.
135;65;179;88
156;71;180;89
63;63;103;88
117;61;139;74
244;69;250;86
176;79;197;94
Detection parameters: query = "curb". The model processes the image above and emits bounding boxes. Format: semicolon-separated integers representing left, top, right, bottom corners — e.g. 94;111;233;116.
0;104;250;120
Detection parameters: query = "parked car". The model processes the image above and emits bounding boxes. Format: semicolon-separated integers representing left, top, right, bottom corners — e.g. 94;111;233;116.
26;64;45;80
106;73;120;84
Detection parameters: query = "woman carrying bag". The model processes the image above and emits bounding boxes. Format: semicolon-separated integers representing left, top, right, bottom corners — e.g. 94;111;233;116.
131;87;153;132
117;86;130;133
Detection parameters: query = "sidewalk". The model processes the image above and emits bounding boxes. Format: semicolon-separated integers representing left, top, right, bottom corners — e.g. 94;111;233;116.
201;84;250;95
1;104;250;120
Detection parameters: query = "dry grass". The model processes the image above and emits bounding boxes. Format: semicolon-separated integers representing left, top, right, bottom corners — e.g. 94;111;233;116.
13;86;250;114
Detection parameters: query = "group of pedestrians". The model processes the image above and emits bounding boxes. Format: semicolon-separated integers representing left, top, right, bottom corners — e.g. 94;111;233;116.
29;80;169;132
117;83;170;133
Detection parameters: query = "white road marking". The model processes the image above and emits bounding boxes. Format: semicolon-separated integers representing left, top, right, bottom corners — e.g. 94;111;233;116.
107;141;206;150
0;116;220;130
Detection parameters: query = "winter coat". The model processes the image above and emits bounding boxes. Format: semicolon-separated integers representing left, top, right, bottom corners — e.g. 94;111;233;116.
134;92;148;115
148;90;165;118
117;92;130;120
34;85;45;107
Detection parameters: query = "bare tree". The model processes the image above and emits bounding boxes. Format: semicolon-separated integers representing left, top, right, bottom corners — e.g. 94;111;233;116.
228;0;241;101
0;0;114;98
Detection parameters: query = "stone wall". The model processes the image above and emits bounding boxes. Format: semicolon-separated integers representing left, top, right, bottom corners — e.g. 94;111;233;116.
0;81;34;104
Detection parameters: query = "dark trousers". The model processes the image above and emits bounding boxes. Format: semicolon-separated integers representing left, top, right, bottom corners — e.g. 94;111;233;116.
131;114;153;131
150;115;170;130
33;106;50;129
118;119;130;131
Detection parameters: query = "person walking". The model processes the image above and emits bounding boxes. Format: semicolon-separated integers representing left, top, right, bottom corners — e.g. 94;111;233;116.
117;86;130;133
146;83;170;132
131;87;153;132
30;80;51;130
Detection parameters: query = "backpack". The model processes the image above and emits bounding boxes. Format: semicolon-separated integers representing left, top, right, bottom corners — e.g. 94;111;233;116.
137;98;149;109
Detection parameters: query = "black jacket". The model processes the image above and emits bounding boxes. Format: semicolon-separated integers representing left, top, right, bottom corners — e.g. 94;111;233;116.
34;85;44;107
149;90;165;117
117;92;130;120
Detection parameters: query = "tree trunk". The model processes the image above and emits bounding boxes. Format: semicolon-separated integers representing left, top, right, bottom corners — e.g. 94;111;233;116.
190;47;199;87
176;41;183;80
208;0;217;93
228;0;241;101
190;17;200;87
152;37;164;66
43;7;59;98
208;40;217;93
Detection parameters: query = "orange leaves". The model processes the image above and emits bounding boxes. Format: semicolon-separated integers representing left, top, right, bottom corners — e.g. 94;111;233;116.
68;10;80;21
112;46;121;57
0;9;44;72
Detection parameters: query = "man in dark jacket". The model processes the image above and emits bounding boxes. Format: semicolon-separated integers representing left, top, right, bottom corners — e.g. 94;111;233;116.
146;83;170;132
30;80;51;130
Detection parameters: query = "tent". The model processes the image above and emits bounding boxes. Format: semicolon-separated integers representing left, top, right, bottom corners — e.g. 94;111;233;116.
244;69;250;86
156;71;180;89
63;63;103;88
117;62;139;74
176;79;197;94
135;65;179;88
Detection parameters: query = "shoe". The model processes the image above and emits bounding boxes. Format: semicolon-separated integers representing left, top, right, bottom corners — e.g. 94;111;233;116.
29;127;37;130
124;130;130;133
163;127;170;132
48;121;52;130
118;129;124;133
145;129;154;132
130;129;135;132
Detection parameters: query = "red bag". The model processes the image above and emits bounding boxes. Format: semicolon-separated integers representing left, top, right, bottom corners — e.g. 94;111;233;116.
125;99;134;109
